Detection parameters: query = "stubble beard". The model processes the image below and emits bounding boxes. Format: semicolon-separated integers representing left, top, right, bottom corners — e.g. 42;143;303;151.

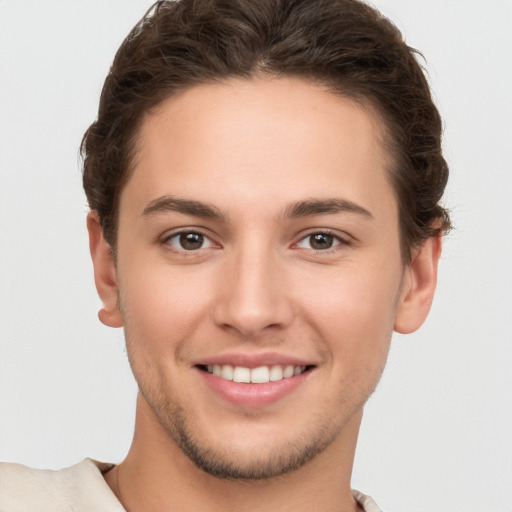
121;298;390;482
123;326;356;481
126;342;384;481
141;384;345;480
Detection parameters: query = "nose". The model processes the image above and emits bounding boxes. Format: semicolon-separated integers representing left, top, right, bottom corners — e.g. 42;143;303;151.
212;246;294;338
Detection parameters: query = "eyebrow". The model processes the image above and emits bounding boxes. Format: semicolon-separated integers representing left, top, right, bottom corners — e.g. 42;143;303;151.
141;195;373;222
283;198;374;219
141;195;226;220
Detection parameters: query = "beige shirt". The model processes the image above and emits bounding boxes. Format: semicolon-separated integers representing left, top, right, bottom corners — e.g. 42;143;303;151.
0;459;383;512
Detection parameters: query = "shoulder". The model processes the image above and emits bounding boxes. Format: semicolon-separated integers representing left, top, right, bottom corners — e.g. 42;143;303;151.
0;458;125;512
352;489;385;512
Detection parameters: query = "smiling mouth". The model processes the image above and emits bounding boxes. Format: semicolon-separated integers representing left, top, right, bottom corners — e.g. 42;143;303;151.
197;364;313;384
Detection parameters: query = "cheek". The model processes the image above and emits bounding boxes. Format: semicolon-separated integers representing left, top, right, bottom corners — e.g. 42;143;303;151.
298;262;402;367
117;260;214;356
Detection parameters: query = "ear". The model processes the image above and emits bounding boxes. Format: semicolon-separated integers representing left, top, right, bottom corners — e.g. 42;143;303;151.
394;235;442;334
87;211;124;328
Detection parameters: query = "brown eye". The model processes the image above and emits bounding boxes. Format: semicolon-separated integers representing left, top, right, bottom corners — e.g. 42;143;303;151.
309;233;334;250
179;232;204;250
166;231;214;251
296;232;343;251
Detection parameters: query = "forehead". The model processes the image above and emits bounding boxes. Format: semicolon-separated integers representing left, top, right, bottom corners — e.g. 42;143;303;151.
122;77;396;223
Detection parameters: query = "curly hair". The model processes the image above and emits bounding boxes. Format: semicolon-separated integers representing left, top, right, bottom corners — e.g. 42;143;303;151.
81;0;451;261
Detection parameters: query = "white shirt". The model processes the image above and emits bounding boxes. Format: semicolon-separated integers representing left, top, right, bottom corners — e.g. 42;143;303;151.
0;458;384;511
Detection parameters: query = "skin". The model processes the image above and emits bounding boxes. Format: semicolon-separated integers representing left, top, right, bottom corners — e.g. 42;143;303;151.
88;77;441;512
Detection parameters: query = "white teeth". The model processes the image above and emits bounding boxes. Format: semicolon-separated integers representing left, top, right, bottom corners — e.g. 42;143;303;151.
250;366;270;383
269;365;283;381
283;365;294;378
221;364;234;380
233;366;251;383
206;364;307;383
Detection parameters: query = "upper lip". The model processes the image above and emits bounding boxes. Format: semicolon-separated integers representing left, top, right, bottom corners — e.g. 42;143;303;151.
193;352;316;368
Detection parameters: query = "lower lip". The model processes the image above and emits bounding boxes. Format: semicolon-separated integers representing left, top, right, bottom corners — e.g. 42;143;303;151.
198;368;311;408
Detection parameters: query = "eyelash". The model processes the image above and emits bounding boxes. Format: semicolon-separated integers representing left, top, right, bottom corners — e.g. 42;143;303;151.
162;229;218;254
161;228;350;255
294;230;351;253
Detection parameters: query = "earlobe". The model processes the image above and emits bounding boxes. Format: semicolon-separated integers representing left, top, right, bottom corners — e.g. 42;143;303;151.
394;235;442;334
87;212;124;328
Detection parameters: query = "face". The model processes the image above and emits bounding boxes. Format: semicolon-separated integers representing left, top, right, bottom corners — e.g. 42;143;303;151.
91;77;438;479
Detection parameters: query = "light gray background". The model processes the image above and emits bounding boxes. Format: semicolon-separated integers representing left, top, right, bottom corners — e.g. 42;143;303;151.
0;1;511;511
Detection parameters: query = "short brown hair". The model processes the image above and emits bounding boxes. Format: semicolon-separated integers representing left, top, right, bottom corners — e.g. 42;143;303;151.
82;0;451;261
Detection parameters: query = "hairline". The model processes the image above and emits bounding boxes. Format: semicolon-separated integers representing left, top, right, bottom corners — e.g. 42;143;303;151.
103;74;412;263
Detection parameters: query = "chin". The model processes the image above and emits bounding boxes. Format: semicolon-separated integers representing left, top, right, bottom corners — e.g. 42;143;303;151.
169;421;340;480
145;390;356;481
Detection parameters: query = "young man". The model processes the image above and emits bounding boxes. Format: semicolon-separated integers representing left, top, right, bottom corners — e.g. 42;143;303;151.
0;0;450;510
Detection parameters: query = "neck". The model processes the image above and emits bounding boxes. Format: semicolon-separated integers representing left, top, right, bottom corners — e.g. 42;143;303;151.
105;393;363;512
